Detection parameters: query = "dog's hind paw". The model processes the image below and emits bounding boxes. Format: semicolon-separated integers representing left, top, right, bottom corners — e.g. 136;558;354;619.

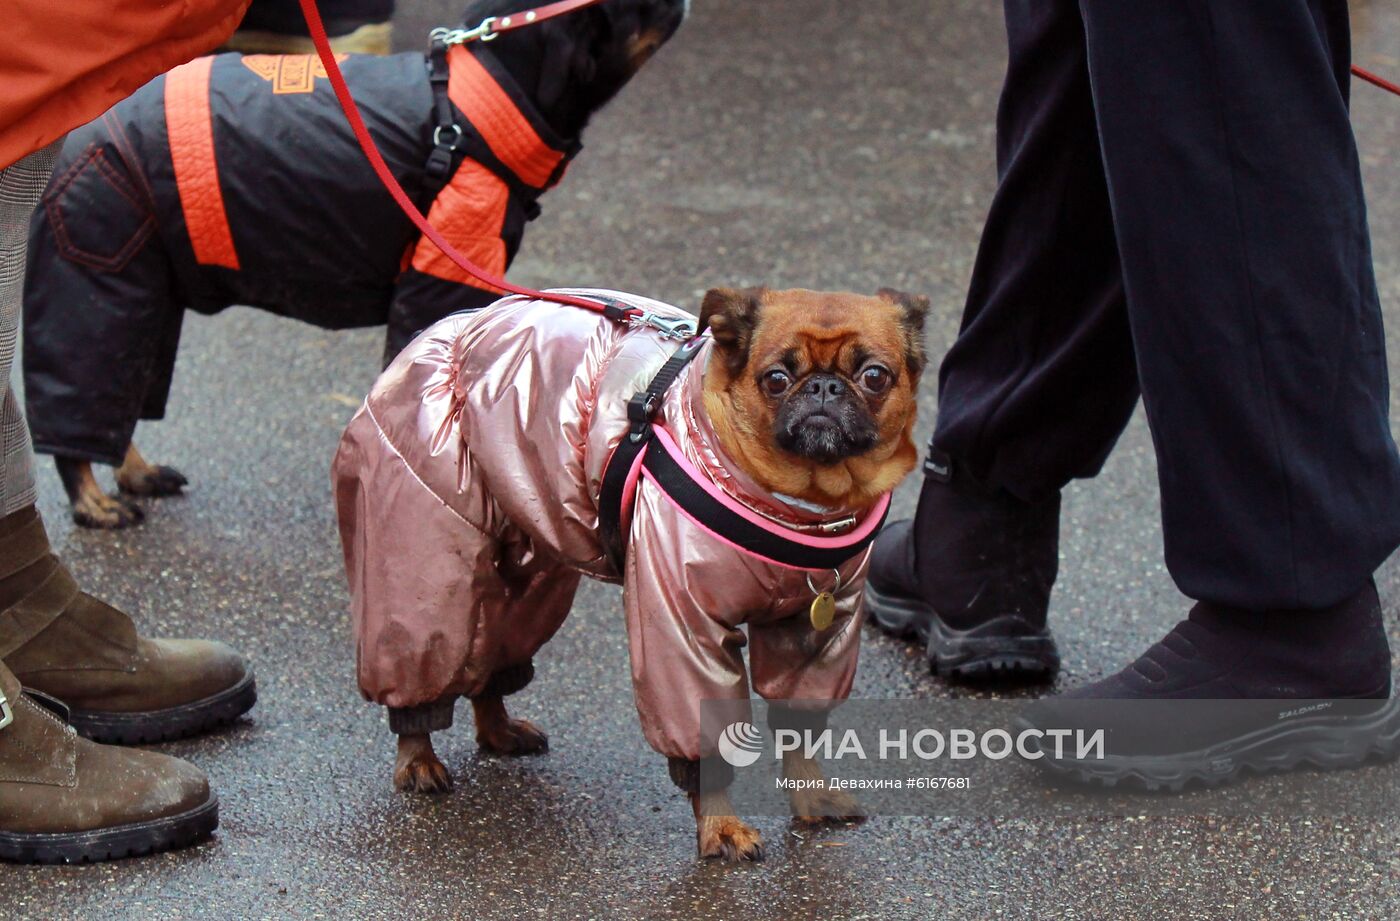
477;718;549;756
697;816;765;863
72;493;145;529
394;752;454;794
791;787;867;827
117;463;188;497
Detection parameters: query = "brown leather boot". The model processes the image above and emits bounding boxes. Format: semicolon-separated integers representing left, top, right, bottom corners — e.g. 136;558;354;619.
0;660;217;863
0;505;255;743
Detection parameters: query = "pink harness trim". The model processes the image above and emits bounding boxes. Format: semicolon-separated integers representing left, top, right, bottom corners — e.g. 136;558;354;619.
619;425;891;571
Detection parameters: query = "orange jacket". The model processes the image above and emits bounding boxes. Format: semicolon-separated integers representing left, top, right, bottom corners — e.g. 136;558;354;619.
0;0;252;169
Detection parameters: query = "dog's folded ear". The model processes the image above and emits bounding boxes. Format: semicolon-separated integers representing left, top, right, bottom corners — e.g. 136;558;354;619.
876;287;931;375
700;287;765;376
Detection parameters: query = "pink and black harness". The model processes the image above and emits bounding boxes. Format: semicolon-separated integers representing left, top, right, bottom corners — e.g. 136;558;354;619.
594;308;890;574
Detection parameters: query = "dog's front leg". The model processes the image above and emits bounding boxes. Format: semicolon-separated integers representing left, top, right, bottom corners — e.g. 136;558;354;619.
56;456;145;529
690;790;764;862
782;750;866;827
394;733;453;793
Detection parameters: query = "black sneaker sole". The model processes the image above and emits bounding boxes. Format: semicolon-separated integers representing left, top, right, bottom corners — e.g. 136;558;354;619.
1021;696;1400;791
0;795;217;864
866;583;1059;683
69;673;256;745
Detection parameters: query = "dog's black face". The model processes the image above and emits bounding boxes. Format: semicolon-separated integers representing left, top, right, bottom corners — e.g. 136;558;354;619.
463;0;688;138
772;372;882;465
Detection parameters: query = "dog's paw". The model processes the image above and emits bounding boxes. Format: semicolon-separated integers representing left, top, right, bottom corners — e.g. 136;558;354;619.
697;816;765;863
116;463;188;497
477;717;549;756
72;493;145;529
394;751;454;794
790;787;867;827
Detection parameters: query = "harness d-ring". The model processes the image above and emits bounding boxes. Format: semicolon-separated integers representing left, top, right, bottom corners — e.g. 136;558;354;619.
806;568;842;595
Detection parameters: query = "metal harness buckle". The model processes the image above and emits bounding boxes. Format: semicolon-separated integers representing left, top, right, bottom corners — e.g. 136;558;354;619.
431;17;499;46
0;688;13;731
633;313;697;341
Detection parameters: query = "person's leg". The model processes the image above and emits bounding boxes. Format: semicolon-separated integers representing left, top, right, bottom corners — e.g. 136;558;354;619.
1023;0;1400;784
0;143;222;864
869;0;1138;681
1;142;256;743
1080;0;1400;612
0;144;55;514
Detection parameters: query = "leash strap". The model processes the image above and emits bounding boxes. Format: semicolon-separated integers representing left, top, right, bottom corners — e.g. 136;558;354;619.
1354;66;1400;98
296;0;633;317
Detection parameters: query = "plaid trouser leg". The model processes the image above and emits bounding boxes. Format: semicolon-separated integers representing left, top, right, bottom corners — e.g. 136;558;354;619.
0;142;61;515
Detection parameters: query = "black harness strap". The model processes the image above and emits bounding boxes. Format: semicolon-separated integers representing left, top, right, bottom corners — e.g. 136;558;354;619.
639;441;890;570
598;335;708;572
422;33;461;199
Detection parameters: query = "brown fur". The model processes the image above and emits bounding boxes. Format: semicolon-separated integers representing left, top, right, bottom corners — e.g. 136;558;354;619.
392;695;548;795
700;287;929;510
56;445;188;529
782;749;866;826
691;791;765;862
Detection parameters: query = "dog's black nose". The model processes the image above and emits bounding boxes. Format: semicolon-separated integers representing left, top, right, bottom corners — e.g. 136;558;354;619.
803;374;847;404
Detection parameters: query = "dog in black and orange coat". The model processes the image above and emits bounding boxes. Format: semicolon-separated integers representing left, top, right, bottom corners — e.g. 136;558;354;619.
21;0;686;527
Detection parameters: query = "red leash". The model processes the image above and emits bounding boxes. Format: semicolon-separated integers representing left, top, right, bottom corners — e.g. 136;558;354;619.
1354;65;1400;97
296;0;627;317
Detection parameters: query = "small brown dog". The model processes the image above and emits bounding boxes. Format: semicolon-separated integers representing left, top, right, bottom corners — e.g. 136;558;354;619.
333;285;928;861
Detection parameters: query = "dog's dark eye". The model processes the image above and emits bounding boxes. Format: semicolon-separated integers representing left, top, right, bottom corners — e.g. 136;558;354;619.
762;370;792;396
861;365;892;394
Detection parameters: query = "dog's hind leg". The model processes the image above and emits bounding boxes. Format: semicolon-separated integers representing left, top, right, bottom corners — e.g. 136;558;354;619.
691;791;765;862
782;749;866;827
394;733;453;794
471;694;549;756
115;443;188;497
56;456;145;529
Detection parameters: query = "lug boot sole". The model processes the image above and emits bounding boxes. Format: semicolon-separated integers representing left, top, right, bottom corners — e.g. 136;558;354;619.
1020;697;1400;792
866;583;1059;683
0;796;217;864
69;672;257;744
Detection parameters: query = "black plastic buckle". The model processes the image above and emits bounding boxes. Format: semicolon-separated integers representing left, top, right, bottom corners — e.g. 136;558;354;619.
627;391;658;443
425;145;456;182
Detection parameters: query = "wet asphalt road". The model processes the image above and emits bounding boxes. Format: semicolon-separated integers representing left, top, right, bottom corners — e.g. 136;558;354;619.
7;0;1400;917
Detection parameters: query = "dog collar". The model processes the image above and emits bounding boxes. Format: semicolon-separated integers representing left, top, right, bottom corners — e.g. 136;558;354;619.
597;334;892;574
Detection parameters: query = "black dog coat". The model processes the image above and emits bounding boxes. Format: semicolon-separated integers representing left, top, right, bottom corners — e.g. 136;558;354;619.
22;46;574;465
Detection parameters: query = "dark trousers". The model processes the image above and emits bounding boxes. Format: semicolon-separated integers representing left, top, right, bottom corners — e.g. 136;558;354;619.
933;0;1400;610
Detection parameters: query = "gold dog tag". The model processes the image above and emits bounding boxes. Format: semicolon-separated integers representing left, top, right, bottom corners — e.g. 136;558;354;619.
810;592;836;631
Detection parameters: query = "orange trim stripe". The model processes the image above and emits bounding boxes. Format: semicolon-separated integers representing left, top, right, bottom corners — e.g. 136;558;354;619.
165;58;240;270
410;158;510;290
447;47;565;190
